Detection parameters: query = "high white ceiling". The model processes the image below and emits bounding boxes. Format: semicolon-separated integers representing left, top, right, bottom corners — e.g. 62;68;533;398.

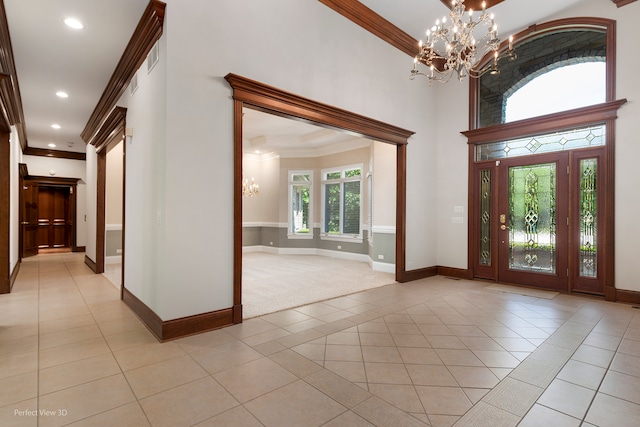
5;0;149;153
4;0;587;155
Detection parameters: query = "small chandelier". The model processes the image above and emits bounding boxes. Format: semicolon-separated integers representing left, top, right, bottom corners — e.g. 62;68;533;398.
410;0;516;84
242;176;260;197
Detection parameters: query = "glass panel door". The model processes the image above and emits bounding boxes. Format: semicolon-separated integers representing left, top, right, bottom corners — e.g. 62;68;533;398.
498;154;568;290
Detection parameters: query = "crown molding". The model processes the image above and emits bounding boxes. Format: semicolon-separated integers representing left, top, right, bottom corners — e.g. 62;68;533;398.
81;0;165;145
611;0;637;6
0;1;27;147
23;147;86;161
318;0;417;57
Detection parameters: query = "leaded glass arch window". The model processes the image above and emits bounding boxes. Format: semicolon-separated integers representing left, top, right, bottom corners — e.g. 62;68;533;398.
478;29;607;128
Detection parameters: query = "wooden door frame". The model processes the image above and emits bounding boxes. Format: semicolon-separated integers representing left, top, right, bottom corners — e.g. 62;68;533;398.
225;73;414;323
91;107;126;295
20;174;80;252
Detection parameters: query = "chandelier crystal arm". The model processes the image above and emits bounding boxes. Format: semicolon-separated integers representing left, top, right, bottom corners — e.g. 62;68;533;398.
410;0;516;84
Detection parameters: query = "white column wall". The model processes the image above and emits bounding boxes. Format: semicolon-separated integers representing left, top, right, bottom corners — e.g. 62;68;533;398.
433;0;640;291
155;0;437;320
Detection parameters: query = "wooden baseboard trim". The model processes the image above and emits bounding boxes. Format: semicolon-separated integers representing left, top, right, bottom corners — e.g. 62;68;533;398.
233;304;243;324
9;261;20;292
437;266;473;280
616;288;640;305
73;246;86;253
122;287;163;340
84;255;97;273
162;308;235;341
398;266;438;283
122;287;238;341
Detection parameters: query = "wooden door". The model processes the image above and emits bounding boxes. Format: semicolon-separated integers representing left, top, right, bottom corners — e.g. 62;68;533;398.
21;182;39;257
38;186;71;249
497;153;569;291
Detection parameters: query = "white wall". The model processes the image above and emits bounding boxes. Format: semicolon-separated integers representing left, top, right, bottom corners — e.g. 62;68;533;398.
22;154;88;248
433;0;640;291
84;146;97;261
136;0;438;320
372;141;397;229
9;126;22;273
122;32;167;311
106;142;124;225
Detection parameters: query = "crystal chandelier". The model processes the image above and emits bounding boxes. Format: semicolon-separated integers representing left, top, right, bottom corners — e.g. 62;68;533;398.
410;0;516;84
242;176;260;197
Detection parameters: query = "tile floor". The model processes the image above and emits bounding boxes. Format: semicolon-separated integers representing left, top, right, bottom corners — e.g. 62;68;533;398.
1;253;639;426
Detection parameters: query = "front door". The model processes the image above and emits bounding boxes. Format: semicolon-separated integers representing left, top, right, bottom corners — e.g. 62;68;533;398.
498;153;569;290
473;149;604;294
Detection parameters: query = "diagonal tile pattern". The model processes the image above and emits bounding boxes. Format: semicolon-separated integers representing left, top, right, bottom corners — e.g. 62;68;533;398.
0;253;639;426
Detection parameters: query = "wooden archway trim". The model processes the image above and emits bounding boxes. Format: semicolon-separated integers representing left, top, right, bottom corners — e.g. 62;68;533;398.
225;73;414;323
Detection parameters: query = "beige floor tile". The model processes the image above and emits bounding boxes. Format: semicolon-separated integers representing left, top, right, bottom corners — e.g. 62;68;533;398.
391;334;431;348
0;372;37;408
39;353;121;395
124;355;208;399
38;337;111;369
418;324;454;336
65;402;150;427
0;335;37;358
584;331;623;351
585;392;640;427
537;379;596;419
292;342;326;361
305;369;372;408
368;383;424;413
454;400;521;426
245;380;346;426
463;387;490;404
325;344;363;362
214;357;297;403
361;346;402;363
599;370;640;405
190;340;263;375
359;333;395;346
38;324;102;350
268;349;323;378
322;410;375;427
493;337;538;352
140;376;238;427
0;351;38;379
572;344;615;368
399;347;442;365
448;366;500;388
406;364;458;386
610;352;640;377
39;315;96;335
482;377;543;417
472;350;521;368
427;335;467;349
0;398;38;427
38;374;136;427
261;309;313;327
224;318;279;339
365;362;412;385
416;385;472;416
104;328;158;352
113;341;186;371
194;405;262;427
435;349;484;366
327;332;361;345
556;359;606;390
427;414;460;427
352;396;427;427
97;316;148;337
519;404;581;427
618;337;640;357
325;361;367;383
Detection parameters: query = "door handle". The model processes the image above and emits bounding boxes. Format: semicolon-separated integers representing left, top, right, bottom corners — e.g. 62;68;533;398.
20;221;29;225
500;224;509;231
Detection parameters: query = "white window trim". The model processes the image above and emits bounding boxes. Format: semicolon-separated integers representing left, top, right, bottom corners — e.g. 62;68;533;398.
287;170;314;239
320;163;363;240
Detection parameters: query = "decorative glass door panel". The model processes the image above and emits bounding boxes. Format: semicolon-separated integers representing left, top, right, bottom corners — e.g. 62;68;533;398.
508;163;556;274
498;154;568;290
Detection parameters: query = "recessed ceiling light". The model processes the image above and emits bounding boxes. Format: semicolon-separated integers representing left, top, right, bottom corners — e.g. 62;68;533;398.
64;18;83;30
255;150;260;154
51;124;61;129
56;91;69;98
48;143;56;148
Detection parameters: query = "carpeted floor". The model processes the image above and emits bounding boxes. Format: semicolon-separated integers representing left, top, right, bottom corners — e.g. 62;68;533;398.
242;252;396;318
